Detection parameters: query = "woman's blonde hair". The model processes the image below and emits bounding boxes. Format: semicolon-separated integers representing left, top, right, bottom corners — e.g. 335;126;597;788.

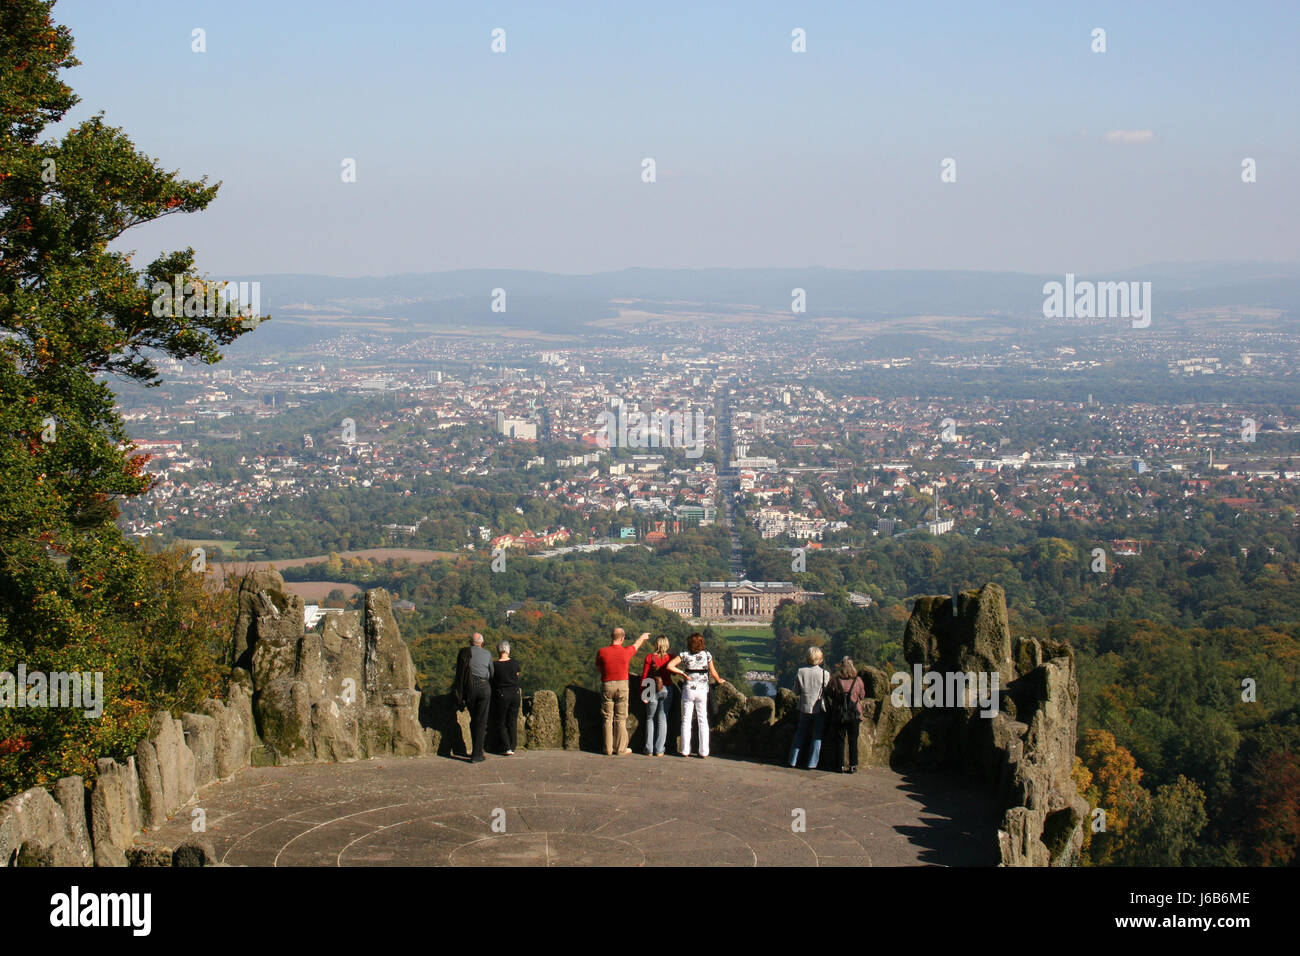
806;646;824;666
654;636;670;655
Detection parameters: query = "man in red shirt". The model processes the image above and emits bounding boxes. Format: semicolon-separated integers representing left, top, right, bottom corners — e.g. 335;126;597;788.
596;627;650;755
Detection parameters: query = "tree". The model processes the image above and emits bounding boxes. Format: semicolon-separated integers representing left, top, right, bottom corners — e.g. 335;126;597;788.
1076;729;1149;866
1239;749;1300;866
1136;775;1208;866
0;0;262;791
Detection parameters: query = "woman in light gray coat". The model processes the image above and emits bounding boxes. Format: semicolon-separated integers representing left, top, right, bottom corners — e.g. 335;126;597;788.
788;646;830;769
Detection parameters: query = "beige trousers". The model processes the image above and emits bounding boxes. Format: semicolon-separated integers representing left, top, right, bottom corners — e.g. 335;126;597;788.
602;680;630;754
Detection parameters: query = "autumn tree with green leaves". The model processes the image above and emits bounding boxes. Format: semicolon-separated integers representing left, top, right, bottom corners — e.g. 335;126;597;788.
0;0;262;793
1074;729;1209;866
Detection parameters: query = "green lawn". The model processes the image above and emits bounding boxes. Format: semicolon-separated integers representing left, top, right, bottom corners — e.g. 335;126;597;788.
179;538;261;560
710;625;776;673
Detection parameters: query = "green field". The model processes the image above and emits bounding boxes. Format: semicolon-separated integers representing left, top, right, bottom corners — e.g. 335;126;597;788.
709;625;775;673
178;538;263;560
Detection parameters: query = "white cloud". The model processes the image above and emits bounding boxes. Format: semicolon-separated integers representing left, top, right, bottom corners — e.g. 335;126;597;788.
1104;129;1156;144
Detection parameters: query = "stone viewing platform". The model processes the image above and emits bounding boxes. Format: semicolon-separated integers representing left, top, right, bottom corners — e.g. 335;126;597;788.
1;571;1085;868
140;750;998;866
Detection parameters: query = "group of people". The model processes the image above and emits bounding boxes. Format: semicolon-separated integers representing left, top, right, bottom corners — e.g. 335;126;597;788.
453;632;523;762
455;629;868;773
789;645;866;773
596;627;724;757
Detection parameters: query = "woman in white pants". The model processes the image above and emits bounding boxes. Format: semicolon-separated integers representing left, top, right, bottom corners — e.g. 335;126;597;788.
667;632;724;758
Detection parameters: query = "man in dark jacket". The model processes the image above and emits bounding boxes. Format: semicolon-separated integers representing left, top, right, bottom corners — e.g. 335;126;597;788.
466;633;494;762
454;645;473;712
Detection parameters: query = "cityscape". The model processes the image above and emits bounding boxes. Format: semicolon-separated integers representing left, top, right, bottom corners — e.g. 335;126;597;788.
3;0;1298;910
116;296;1300;571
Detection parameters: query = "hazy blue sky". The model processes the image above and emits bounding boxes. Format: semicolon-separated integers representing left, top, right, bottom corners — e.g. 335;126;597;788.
54;0;1300;277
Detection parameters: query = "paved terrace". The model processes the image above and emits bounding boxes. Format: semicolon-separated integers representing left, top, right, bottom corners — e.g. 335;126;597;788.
145;751;999;866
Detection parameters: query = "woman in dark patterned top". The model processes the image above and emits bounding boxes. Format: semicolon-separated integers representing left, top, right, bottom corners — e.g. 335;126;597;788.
490;640;522;755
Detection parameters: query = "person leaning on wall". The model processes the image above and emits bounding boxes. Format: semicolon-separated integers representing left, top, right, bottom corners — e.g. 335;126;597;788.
788;645;829;770
640;635;675;756
829;656;866;773
666;632;725;759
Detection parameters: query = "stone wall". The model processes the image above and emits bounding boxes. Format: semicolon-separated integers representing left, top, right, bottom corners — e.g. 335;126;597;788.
893;583;1089;865
0;680;255;867
1;568;431;868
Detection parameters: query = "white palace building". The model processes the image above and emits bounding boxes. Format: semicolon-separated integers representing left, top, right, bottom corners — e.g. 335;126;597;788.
624;580;821;623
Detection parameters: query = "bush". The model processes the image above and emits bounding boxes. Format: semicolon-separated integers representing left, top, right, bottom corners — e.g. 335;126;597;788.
0;542;234;794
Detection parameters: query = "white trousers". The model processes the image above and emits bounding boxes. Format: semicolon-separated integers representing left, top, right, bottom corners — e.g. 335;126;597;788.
680;683;709;756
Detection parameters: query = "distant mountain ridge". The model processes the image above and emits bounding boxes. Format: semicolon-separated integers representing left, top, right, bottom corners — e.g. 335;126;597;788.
219;262;1300;349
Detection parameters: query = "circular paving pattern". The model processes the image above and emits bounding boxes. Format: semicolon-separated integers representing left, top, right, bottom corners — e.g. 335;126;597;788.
142;750;998;866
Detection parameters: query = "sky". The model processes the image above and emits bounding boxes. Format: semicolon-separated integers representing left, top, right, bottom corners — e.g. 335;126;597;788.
50;0;1300;278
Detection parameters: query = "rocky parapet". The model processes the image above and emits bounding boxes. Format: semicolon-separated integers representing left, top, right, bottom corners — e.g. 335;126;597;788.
886;583;1086;866
235;569;428;763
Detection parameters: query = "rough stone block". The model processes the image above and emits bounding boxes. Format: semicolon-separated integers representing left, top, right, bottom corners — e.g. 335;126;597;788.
311;699;362;762
0;787;68;868
90;757;142;867
134;736;165;828
201;688;253;780
360;704;395;756
420;691;465;757
52;776;93;867
364;589;418;694
385;689;428;756
255;679;315;763
17;837;82;866
127;843;173;867
182;712;218;788
141;712;194;819
525;690;562;749
173;838;218;867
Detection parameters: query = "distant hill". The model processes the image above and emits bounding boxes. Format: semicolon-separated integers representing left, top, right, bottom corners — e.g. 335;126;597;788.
221;262;1300;352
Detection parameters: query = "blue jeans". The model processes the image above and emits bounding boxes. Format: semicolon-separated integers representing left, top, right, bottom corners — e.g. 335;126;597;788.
788;711;825;768
644;684;674;754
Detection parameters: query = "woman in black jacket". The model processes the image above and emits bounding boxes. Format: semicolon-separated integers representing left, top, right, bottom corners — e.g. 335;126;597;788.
490;640;522;755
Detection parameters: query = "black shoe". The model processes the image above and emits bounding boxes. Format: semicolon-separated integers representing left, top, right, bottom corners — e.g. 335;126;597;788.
849;766;857;774
472;755;486;763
